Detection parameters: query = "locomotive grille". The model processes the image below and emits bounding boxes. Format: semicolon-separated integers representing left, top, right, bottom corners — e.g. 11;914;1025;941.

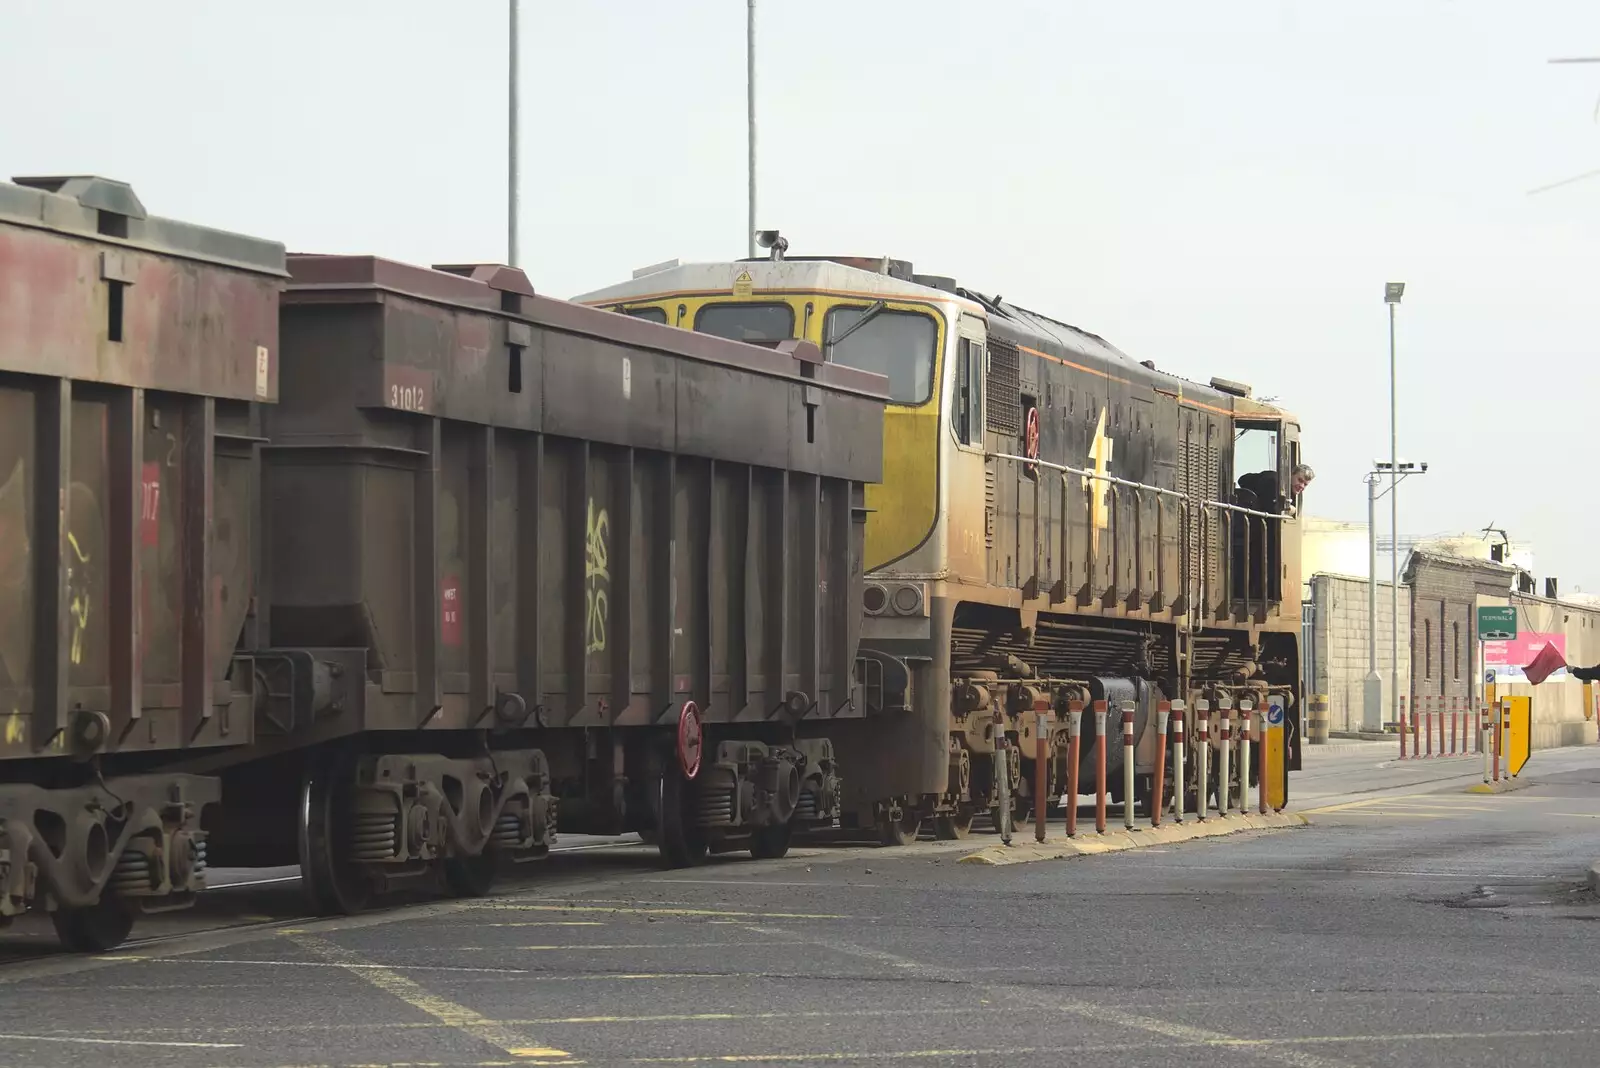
986;337;1022;435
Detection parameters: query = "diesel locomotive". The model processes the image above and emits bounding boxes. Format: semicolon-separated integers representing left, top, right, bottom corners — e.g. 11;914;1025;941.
577;244;1306;842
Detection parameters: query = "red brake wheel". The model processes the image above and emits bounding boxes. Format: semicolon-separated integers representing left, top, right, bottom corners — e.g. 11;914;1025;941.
677;701;703;780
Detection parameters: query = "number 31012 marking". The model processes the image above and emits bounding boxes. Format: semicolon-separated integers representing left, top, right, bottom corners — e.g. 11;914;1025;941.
389;384;427;412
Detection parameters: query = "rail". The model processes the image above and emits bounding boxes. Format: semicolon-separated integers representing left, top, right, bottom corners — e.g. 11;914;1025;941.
986;449;1289;625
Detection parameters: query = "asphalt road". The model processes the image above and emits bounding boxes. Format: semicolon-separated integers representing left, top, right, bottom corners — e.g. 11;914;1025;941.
2;741;1600;1067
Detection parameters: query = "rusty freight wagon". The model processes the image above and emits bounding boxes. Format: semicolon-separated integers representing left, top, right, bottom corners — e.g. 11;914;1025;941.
200;252;890;914
0;175;285;950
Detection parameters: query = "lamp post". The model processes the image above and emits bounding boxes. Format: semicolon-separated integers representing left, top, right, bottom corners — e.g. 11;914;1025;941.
1364;459;1428;732
747;0;757;260
508;0;520;268
1385;282;1405;735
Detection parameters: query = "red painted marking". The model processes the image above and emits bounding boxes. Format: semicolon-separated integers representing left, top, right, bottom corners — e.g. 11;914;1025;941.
440;576;462;646
677;700;703;779
1024;406;1040;460
140;461;161;547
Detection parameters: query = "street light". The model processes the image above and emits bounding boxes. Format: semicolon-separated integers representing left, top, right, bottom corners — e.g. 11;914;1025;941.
1364;460;1428;732
508;0;520;267
1383;282;1405;735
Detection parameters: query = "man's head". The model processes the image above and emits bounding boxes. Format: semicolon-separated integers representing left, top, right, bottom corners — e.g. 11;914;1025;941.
1292;463;1315;495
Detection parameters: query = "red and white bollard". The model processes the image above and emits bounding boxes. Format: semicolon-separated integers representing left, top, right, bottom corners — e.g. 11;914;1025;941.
1094;699;1108;834
1171;700;1186;825
1256;708;1269;815
1217;699;1233;816
1237;699;1254;813
1195;700;1211;820
1035;708;1049;843
1481;705;1493;782
1424;696;1434;759
1065;699;1083;838
1151;700;1170;828
1122;701;1137;831
1399;696;1409;760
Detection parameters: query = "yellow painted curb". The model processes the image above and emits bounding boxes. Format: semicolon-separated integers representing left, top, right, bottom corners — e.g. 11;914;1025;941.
1465;777;1533;795
957;811;1306;866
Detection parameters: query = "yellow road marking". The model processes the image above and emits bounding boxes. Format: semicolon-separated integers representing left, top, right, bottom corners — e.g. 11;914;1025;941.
0;1033;242;1049
287;934;570;1062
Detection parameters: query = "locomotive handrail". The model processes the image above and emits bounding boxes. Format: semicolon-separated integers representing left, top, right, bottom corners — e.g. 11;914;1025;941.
985;451;1286;521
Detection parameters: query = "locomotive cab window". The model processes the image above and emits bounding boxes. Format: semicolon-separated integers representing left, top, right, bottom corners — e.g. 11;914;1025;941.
823;305;937;406
695;302;795;343
954;337;984;445
1230;419;1285;604
620;305;668;324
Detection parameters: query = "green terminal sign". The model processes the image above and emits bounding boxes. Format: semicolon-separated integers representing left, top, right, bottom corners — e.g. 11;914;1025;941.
1477;605;1517;642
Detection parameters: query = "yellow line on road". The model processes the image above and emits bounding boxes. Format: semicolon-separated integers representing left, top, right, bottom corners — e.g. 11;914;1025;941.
287;934;571;1062
474;905;851;920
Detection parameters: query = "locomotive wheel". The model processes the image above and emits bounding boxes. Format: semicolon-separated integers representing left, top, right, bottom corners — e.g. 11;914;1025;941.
933;810;974;840
656;769;707;868
51;896;135;953
299;746;373;916
443;852;498;898
749;822;792;860
877;811;921;847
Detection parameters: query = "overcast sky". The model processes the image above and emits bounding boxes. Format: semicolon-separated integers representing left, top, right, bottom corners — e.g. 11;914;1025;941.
6;1;1599;587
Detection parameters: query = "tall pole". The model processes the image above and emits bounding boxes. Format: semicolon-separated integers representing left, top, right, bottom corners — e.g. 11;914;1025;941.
508;0;520;268
1362;473;1382;732
1389;300;1399;733
747;0;757;259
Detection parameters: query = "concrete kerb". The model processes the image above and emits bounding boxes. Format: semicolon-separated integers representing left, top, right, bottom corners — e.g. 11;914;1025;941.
957;810;1305;866
1465;777;1534;795
1588;861;1600;895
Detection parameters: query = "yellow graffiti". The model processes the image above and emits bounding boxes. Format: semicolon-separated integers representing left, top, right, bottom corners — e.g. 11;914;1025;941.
3;712;23;746
585;498;609;655
1082;406;1115;555
67;531;90;666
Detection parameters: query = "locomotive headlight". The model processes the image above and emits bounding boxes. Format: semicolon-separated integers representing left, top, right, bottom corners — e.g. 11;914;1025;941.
890;583;924;616
863;583;889;615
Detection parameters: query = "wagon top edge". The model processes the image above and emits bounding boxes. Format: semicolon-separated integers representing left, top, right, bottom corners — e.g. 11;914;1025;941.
0;175;288;279
283;252;893;405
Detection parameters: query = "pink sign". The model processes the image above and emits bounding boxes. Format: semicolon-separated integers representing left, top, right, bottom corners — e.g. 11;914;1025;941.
1484;630;1567;681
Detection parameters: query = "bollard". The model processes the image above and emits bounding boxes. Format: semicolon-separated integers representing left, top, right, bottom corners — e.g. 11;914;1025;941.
1452;698;1461;755
1171;700;1187;825
1442;696;1451;755
1094;699;1108;834
1492;701;1502;782
1035;710;1049;843
1409;696;1419;757
1424;696;1434;759
1151;701;1170;828
1256;709;1269;814
1195;700;1210;821
993;706;1011;845
1065;700;1083;837
1399;695;1408;760
1481;705;1492;783
1218;699;1233;815
1237;700;1254;813
1122;700;1137;831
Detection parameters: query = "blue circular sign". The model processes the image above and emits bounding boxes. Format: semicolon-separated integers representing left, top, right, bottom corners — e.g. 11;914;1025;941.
1266;706;1284;726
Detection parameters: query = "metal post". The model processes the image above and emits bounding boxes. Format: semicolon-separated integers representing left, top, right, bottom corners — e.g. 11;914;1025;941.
1094;700;1108;834
507;0;520;268
746;0;757;260
1237;700;1254;812
1482;706;1492;782
1034;710;1048;843
1256;710;1268;814
1364;473;1383;732
1121;701;1136;831
1151;701;1170;828
1065;701;1082;837
1195;700;1210;820
1389;299;1400;747
993;709;1010;845
1171;700;1186;824
1218;699;1232;816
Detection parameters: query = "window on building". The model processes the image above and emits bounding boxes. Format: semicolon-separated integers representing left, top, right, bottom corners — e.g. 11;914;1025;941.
1425;618;1433;679
1453;621;1461;680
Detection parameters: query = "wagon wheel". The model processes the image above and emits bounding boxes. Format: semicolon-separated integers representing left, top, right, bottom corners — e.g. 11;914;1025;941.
443;852;498;898
749;822;792;860
51;896;136;953
877;800;921;846
932;810;974;840
299;745;374;915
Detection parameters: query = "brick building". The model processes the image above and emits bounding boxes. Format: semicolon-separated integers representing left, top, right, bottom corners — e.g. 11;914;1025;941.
1403;548;1515;715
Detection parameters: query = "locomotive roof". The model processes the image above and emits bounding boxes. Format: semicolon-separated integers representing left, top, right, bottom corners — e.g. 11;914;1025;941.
0;174;287;276
574;256;1296;422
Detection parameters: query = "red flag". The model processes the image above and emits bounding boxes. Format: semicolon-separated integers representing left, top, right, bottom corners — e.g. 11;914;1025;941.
1523;641;1567;685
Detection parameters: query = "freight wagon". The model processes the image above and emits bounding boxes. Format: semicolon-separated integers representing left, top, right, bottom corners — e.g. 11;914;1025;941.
0;176;889;951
